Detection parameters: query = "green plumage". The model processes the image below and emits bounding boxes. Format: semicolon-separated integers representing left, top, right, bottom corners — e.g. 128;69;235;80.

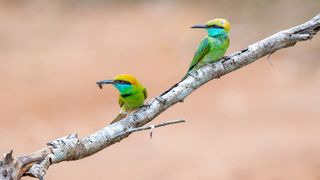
184;18;230;79
118;85;147;112
160;18;230;96
187;35;229;74
113;84;147;124
96;74;147;124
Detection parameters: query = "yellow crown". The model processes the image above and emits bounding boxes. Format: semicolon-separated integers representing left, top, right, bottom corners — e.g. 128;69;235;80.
206;18;230;33
113;74;140;85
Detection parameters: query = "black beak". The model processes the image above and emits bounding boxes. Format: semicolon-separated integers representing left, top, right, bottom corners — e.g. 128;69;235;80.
96;79;114;89
190;24;208;28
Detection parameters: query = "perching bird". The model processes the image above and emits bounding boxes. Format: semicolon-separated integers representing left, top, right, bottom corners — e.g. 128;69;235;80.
161;18;230;96
185;18;230;78
96;74;147;124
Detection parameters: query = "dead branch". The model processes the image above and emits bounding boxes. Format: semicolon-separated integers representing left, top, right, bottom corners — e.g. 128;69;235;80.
0;13;319;180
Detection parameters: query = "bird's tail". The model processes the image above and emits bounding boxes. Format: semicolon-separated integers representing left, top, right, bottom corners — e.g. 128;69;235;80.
110;113;128;124
160;74;188;96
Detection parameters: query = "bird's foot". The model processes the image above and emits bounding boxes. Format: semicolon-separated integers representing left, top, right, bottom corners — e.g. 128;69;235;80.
221;56;231;63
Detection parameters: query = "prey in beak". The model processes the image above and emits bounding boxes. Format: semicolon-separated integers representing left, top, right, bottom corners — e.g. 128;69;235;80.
96;80;115;89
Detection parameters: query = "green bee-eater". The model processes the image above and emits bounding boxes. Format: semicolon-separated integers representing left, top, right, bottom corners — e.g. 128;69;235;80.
186;18;230;77
97;74;147;124
161;18;230;96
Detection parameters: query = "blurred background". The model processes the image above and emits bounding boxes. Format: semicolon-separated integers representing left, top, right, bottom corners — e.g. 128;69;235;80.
0;0;319;179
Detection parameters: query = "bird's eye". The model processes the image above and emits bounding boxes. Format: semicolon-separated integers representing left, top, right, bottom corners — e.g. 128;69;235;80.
211;24;224;29
117;80;130;85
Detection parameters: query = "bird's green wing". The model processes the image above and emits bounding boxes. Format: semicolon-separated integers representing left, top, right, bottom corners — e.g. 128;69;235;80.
143;87;148;100
111;97;127;124
187;37;211;72
118;97;124;108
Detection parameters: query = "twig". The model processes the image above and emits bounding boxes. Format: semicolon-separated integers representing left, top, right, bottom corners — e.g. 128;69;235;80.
127;119;186;133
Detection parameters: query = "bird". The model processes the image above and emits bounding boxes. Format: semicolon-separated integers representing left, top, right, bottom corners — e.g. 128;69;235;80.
186;18;230;77
96;74;147;124
161;18;230;96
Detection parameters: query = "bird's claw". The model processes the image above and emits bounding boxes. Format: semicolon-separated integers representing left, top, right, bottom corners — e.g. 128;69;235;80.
221;56;231;63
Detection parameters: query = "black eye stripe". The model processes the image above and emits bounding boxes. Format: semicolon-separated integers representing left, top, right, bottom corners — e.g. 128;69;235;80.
209;24;224;29
115;80;131;85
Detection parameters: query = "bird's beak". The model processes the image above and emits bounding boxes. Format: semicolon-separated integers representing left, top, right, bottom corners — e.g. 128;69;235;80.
190;24;208;28
96;79;114;89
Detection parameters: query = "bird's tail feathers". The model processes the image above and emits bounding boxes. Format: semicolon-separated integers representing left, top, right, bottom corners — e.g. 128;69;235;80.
110;113;128;124
160;74;189;96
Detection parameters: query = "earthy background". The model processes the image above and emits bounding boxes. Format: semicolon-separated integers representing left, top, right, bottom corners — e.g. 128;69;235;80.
0;0;319;179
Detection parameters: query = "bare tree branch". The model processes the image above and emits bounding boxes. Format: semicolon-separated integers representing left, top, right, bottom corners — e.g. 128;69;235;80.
0;13;319;180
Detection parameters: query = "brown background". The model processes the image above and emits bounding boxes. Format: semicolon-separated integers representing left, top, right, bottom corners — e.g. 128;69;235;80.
0;0;320;179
